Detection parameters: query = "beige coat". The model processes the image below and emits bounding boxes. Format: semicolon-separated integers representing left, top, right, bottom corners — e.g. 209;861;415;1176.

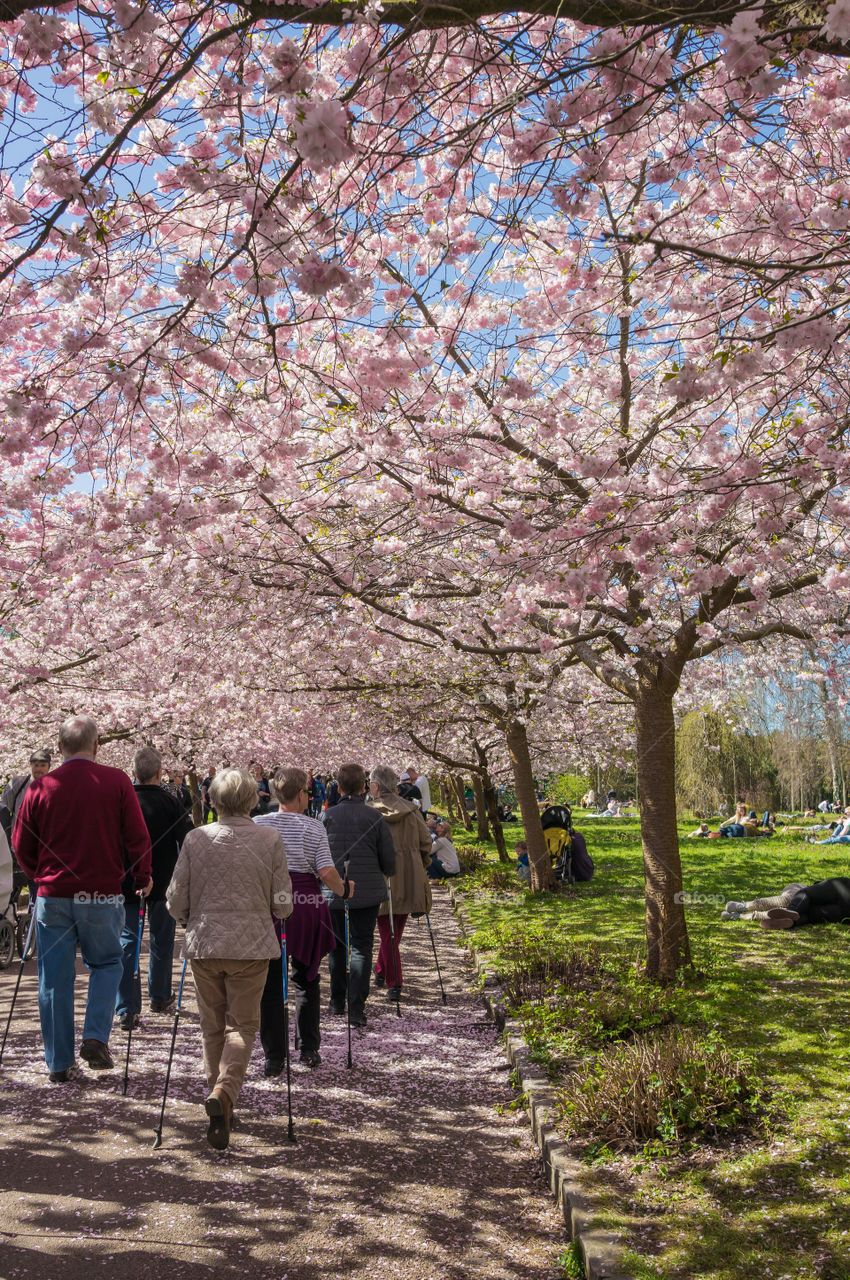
166;816;292;960
368;794;433;916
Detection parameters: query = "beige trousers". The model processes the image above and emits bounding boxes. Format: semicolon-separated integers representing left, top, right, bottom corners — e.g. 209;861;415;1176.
190;958;270;1104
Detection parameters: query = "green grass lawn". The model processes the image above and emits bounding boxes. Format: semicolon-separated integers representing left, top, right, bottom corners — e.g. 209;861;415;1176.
450;816;850;1280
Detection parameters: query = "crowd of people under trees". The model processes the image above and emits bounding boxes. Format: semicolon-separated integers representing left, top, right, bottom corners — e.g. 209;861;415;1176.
1;721;848;1152
0;721;472;1150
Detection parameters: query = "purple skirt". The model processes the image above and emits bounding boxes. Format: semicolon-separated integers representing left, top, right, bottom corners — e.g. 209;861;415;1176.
274;870;336;981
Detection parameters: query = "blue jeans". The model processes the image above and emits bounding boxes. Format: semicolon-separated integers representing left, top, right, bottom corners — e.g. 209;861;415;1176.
36;895;124;1073
116;897;177;1016
147;897;176;1004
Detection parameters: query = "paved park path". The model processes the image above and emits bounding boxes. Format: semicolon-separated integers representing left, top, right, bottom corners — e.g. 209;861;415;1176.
0;891;564;1280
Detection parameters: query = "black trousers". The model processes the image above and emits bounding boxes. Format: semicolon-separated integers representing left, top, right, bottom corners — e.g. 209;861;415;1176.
788;877;850;926
260;952;322;1062
327;904;380;1017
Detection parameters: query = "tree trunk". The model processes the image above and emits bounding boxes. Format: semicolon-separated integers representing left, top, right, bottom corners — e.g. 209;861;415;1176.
472;772;490;840
186;769;203;828
819;684;844;806
483;772;509;862
442;774;459;822
505;718;550;890
634;686;691;983
452;773;473;830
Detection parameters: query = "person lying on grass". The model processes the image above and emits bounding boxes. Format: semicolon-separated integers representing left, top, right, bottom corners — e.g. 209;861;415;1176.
721;877;850;929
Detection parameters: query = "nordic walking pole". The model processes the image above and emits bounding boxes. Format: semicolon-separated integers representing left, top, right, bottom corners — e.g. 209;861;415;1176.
122;897;147;1096
152;956;188;1150
344;859;352;1070
0;908;37;1070
280;926;295;1143
424;910;447;1005
386;879;401;1018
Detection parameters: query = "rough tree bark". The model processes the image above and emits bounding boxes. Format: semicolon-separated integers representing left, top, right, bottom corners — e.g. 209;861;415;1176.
504;718;550;890
452;773;473;830
442;773;459;821
472;772;490;841
482;772;509;862
3;0;848;56
634;681;691;983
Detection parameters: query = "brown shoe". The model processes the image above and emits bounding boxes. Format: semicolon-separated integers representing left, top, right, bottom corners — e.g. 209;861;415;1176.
204;1089;232;1150
760;908;800;930
80;1039;115;1070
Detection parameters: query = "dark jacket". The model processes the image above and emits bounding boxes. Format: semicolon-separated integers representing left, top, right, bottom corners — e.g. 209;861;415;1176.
323;795;395;910
129;783;193;902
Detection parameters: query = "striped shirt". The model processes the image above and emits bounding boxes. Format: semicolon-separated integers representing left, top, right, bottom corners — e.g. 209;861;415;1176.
254;810;333;876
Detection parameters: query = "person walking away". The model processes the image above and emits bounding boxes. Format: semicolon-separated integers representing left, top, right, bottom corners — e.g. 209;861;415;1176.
323;763;395;1027
255;768;354;1071
166;769;291;1149
14;717;152;1082
311;774;326;817
325;775;340;809
116;747;194;1030
405;765;431;817
368;766;432;1000
201;765;217;823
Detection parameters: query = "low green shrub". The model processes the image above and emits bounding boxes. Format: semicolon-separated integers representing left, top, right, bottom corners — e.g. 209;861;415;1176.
470;863;524;893
517;977;692;1065
485;927;605;1005
558;1028;771;1156
456;845;488;875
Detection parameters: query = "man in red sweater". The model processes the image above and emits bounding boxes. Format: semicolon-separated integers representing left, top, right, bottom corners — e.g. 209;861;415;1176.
14;715;152;1082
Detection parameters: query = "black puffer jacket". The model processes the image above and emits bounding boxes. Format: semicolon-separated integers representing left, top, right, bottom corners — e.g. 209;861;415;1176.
323;795;396;910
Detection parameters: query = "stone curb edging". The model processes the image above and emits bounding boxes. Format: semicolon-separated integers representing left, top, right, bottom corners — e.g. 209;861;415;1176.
449;889;632;1280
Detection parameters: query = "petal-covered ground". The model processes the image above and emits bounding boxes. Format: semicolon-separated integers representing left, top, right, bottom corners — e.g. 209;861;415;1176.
0;891;564;1279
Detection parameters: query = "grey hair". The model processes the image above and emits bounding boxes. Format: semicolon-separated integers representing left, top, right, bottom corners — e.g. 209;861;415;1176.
272;767;308;805
209;768;258;817
58;715;98;757
134;746;162;784
370;764;399;797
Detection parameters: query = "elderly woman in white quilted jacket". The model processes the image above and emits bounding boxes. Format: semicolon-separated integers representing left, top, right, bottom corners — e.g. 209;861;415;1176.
167;768;292;1150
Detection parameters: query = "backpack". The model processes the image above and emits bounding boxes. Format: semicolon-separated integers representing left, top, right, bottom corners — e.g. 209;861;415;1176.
540;804;594;883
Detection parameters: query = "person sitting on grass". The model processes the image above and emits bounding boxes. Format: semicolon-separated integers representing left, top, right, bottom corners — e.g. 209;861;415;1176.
516;840;530;884
718;803;753;838
428;822;461;879
721;878;850;929
809;808;850;844
689;822;711;838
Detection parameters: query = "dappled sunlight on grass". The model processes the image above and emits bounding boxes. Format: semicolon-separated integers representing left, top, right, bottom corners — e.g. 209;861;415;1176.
455;816;850;1280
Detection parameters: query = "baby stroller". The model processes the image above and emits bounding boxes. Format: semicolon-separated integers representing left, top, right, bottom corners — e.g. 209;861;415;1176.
540;805;595;884
0;842;14;968
0;871;36;970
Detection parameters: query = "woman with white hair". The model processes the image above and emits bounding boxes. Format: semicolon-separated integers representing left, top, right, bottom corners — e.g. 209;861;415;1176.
367;764;433;1001
167;768;292;1150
